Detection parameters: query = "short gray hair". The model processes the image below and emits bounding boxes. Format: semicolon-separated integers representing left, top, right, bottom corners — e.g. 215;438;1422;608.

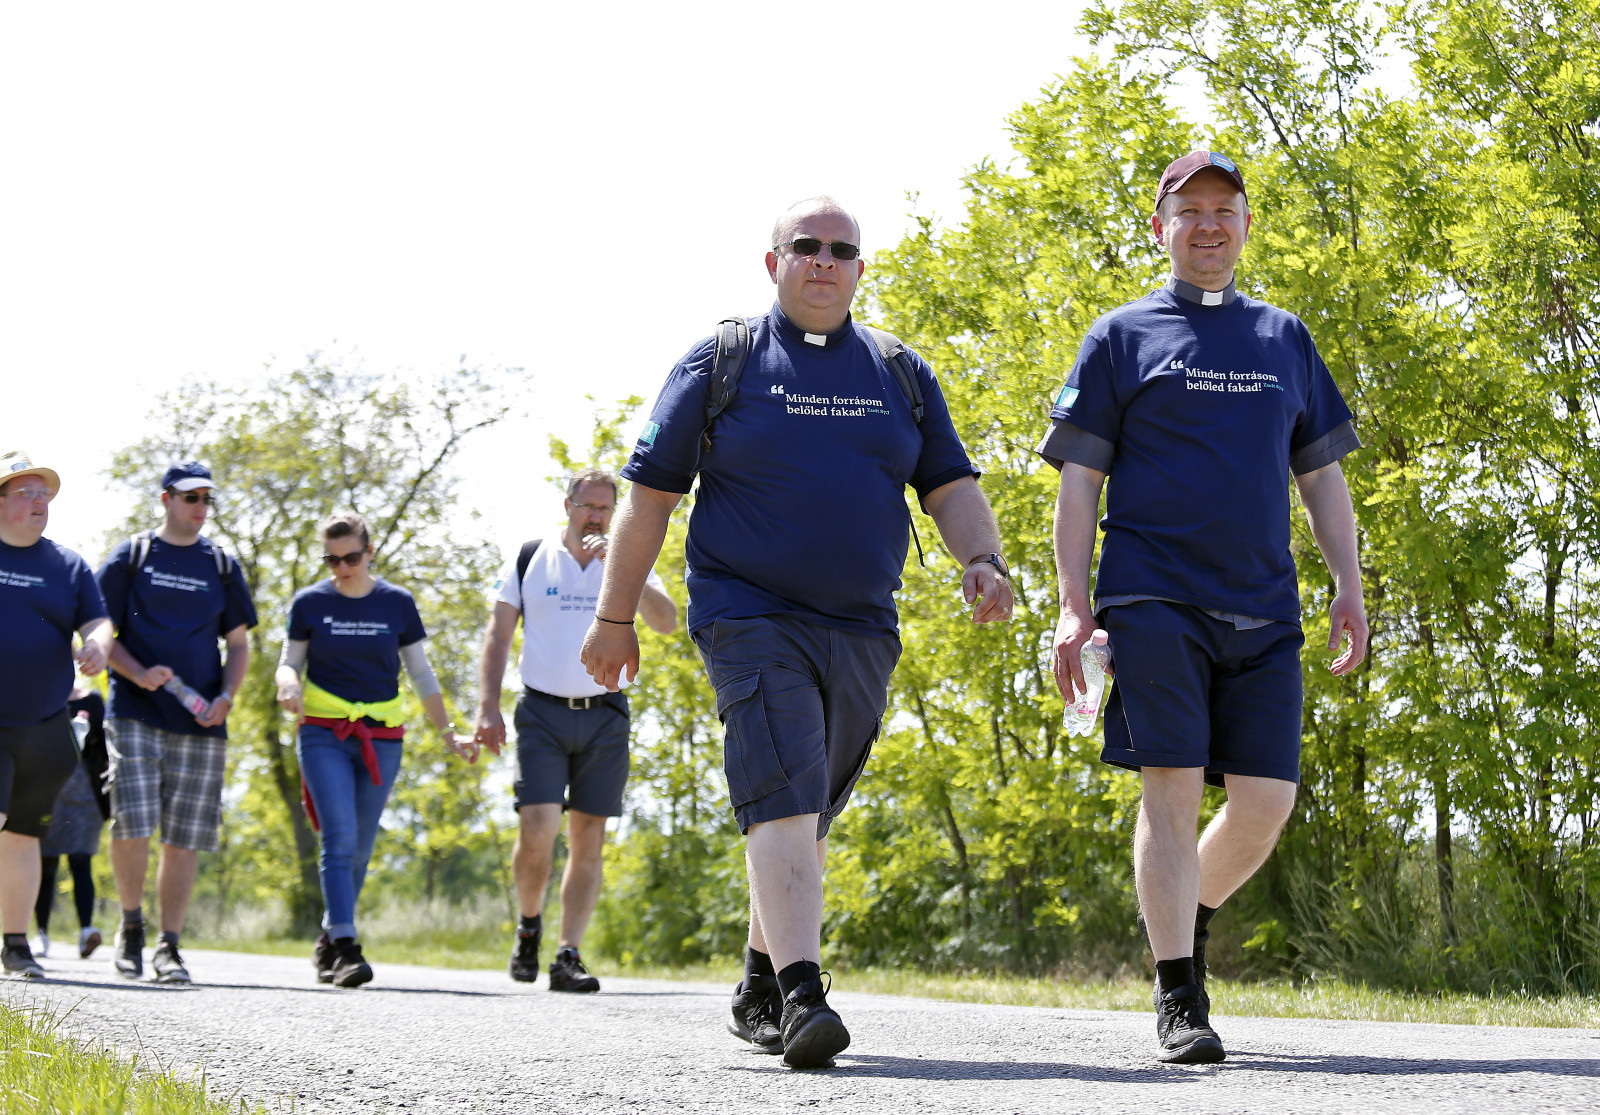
566;468;618;501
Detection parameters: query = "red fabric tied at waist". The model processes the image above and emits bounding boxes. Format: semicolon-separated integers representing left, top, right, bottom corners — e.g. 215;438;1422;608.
299;716;405;833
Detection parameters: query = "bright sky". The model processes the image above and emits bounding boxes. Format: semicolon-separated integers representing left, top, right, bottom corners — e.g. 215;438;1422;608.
1;2;1101;559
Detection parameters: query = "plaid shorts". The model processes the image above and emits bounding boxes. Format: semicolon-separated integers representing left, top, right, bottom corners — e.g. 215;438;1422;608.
105;718;227;851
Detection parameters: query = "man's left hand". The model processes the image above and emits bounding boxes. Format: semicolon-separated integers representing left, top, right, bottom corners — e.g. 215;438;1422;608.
75;641;107;677
963;563;1015;624
195;694;231;728
1327;590;1369;676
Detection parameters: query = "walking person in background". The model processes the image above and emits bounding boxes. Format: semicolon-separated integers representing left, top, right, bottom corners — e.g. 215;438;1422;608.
275;511;478;988
0;450;114;980
582;197;1014;1067
473;469;676;991
1040;151;1367;1064
34;681;112;960
97;461;257;984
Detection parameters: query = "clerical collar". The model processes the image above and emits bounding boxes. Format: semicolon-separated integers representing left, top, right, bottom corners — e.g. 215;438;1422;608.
1166;275;1238;307
772;304;854;349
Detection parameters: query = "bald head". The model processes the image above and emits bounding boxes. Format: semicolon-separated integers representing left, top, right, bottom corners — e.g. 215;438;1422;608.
771;196;860;250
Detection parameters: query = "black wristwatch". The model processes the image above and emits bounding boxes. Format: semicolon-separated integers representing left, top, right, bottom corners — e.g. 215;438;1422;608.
968;552;1010;577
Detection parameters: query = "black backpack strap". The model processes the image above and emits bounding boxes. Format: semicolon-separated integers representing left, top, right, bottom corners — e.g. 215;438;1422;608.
864;326;925;424
129;531;153;570
701;316;751;455
211;541;235;577
515;539;543;626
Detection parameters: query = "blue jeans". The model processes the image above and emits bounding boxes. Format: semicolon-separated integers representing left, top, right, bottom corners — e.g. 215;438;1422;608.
297;724;403;940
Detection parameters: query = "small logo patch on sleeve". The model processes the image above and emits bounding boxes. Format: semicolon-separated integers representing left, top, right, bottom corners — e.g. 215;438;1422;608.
638;421;661;445
1055;384;1079;409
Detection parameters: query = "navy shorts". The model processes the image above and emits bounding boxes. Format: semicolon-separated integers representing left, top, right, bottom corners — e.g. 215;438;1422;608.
513;690;631;817
0;710;79;838
1099;600;1304;786
693;615;900;839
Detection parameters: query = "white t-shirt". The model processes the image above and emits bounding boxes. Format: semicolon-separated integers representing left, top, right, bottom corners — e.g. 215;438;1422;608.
491;539;665;699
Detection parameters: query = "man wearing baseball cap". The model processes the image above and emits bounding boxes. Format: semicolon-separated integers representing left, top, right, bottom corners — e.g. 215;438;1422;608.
1037;152;1368;1063
95;461;257;983
0;451;113;978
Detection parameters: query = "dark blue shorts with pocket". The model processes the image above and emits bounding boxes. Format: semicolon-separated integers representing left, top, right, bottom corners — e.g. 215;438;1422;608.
692;614;901;838
1098;600;1305;787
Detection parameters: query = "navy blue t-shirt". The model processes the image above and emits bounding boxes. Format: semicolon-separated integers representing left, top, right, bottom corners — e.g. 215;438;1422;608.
97;535;259;737
1035;280;1359;625
0;538;107;727
621;305;977;637
287;579;426;705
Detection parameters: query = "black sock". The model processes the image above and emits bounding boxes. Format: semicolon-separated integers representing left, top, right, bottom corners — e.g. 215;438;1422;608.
518;914;542;936
556;945;579;962
160;931;180;948
3;933;27;949
776;959;821;999
1155;957;1196;993
745;946;776;984
122;908;144;928
1195;903;1218;938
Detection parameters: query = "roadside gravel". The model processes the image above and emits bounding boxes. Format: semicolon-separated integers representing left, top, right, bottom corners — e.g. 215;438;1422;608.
6;948;1598;1113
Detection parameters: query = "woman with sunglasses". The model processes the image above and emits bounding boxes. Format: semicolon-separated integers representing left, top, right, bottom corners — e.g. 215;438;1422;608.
274;510;476;987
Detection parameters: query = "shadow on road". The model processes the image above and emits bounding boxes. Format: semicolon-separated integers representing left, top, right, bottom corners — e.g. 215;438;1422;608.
1229;1051;1600;1078
745;1055;1164;1083
12;977;506;1000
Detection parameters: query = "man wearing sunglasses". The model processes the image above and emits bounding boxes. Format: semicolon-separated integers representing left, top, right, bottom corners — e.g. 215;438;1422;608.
95;461;258;984
583;196;1013;1068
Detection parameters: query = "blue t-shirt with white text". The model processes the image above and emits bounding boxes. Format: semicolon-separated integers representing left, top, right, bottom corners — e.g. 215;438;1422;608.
621;305;977;637
1035;281;1359;624
97;535;259;737
287;578;426;705
0;538;107;727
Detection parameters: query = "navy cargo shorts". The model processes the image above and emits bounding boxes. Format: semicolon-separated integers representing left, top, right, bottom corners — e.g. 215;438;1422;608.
1099;599;1305;787
513;689;631;817
692;614;901;839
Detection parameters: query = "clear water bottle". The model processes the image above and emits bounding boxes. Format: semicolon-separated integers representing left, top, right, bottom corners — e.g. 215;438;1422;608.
70;710;91;754
163;675;211;719
1064;630;1112;737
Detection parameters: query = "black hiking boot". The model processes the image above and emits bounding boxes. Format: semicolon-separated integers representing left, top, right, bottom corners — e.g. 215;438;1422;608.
330;938;373;988
2;938;45;980
113;921;144;980
728;975;783;1053
313;932;337;984
151;939;192;984
509;924;540;984
547;947;599;993
779;975;849;1069
1154;982;1225;1064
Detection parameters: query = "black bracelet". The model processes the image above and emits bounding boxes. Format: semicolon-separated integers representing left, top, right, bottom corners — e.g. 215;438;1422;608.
595;615;634;625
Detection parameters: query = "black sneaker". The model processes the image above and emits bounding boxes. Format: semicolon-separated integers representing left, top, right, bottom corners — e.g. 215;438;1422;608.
509;924;540;984
151;939;191;984
113;921;145;979
330;938;373;988
2;940;45;980
313;932;337;984
728;976;783;1053
1154;982;1225;1064
548;948;599;993
779;975;849;1069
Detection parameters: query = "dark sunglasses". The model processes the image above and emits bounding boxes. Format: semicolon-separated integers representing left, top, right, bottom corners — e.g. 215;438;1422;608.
776;237;861;261
168;489;216;506
323;551;366;567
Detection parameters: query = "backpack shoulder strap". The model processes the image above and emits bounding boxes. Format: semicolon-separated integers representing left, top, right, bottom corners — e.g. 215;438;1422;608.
210;539;235;577
701;316;751;454
515;539;543;626
129;531;153;571
863;326;925;424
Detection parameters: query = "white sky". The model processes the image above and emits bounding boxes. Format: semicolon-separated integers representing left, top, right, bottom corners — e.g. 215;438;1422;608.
0;0;1101;559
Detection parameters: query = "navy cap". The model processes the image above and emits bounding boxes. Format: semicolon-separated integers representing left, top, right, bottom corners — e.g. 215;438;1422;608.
1154;150;1248;212
161;461;217;493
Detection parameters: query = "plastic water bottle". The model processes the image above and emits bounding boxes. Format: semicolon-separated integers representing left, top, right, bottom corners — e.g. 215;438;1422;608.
163;675;211;719
70;711;91;754
1063;630;1112;737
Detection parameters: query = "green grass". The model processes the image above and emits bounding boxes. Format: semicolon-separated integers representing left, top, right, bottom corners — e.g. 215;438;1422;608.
188;901;1600;1031
0;998;269;1115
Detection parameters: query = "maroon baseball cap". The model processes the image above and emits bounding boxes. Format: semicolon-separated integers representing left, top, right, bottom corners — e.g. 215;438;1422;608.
1154;151;1247;211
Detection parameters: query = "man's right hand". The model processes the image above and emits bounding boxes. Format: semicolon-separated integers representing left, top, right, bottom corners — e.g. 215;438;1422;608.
474;708;506;756
1052;604;1097;700
277;683;304;720
581;619;639;692
139;665;174;691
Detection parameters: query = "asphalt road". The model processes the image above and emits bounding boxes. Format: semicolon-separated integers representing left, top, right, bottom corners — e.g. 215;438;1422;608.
5;948;1598;1113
